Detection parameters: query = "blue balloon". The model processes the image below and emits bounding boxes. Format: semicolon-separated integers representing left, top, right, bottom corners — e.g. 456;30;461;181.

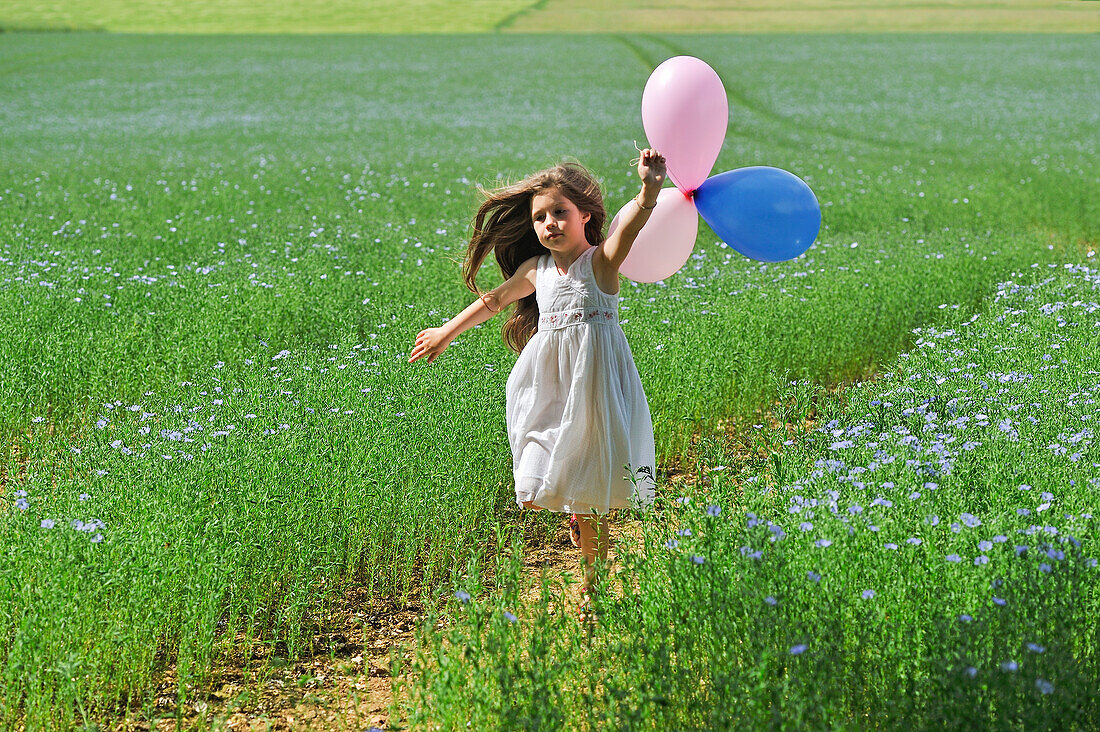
693;166;821;262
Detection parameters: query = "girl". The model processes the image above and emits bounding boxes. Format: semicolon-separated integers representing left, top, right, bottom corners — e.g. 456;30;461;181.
409;149;666;623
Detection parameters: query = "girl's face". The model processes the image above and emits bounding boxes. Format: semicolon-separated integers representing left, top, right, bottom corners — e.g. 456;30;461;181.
531;188;591;249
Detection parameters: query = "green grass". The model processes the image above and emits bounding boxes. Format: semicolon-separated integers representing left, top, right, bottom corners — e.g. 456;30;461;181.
0;31;1097;727
402;262;1100;728
1;0;1098;33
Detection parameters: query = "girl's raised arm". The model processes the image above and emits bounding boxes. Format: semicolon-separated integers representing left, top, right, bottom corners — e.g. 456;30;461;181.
600;149;666;270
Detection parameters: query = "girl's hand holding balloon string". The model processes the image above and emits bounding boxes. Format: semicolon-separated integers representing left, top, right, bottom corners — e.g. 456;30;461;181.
636;147;666;207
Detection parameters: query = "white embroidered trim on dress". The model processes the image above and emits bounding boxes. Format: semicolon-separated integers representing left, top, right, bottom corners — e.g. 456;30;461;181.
538;307;619;330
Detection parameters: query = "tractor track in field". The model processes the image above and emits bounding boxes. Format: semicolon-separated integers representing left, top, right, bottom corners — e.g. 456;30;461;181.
616;33;948;162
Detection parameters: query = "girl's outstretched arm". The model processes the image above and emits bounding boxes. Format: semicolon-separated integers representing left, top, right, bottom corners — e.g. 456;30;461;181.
600;148;666;270
408;255;538;365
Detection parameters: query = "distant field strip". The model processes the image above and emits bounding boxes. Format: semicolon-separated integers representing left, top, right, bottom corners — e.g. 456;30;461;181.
0;0;538;33
504;1;1100;33
1;0;1097;33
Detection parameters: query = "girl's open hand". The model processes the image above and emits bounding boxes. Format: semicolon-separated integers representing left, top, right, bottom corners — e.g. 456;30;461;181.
409;327;452;365
638;148;666;189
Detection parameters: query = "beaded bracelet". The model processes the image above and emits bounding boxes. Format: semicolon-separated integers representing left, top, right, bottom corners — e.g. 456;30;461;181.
635;194;657;210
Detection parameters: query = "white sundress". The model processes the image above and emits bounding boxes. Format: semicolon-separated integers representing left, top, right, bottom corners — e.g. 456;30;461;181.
506;245;657;515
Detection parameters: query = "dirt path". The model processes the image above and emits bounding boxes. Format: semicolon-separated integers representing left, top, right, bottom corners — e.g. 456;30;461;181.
107;517;648;730
100;370;872;730
102;442;726;731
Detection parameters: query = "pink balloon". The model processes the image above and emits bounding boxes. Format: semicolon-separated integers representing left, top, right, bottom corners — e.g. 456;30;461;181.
607;187;699;283
641;56;728;193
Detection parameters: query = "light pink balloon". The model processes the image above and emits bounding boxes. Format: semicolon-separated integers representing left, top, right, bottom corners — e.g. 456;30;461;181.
607;187;699;283
641;56;728;193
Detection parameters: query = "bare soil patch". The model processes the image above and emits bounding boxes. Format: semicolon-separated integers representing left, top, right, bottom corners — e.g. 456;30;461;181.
94;371;873;729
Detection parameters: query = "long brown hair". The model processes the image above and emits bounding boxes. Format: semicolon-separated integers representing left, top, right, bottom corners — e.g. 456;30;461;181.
461;161;606;354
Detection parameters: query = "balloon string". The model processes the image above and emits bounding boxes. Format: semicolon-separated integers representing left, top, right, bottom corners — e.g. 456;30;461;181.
629;139;643;167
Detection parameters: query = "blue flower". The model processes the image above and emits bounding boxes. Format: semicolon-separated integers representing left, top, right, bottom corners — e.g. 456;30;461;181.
692;555;706;564
992;597;1006;606
665;539;680;549
815;539;832;548
978;540;992;551
1026;643;1045;653
1039;562;1052;573
40;519;55;529
1036;678;1054;695
807;570;821;583
1000;660;1018;672
959;614;973;622
455;590;471;604
503;611;517;624
677;528;692;537
862;589;875;599
789;644;807;655
946;554;962;563
965;666;978;677
974;555;989;565
707;505;721;517
764;596;778;606
960;513;981;528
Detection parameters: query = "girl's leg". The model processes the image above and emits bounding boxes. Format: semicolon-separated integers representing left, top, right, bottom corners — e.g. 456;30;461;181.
576;512;610;591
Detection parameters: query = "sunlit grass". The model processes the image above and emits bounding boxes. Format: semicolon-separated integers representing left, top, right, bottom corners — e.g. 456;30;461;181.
401;262;1100;728
506;0;1100;34
0;31;1096;727
0;0;534;33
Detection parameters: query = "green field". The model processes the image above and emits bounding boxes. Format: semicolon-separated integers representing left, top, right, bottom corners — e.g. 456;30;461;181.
1;0;1098;33
1;29;1098;728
